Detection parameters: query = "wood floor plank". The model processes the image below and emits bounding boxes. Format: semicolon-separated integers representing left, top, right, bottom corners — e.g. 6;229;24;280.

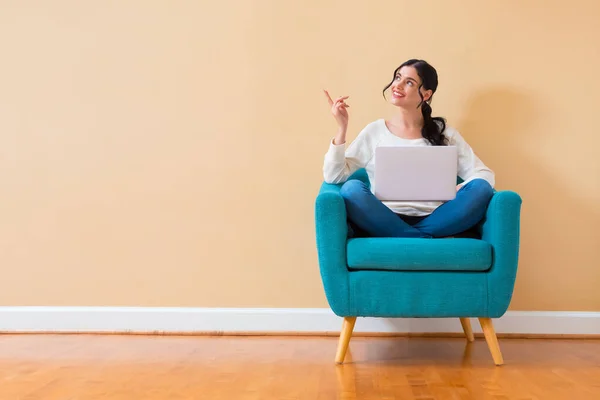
0;334;599;399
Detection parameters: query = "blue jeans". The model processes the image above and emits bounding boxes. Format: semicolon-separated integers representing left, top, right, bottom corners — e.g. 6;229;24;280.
340;179;494;238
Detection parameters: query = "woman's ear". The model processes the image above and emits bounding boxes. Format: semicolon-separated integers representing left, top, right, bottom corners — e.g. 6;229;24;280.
422;89;433;102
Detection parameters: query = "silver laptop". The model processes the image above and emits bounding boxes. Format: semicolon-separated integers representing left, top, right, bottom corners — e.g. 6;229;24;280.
374;146;458;201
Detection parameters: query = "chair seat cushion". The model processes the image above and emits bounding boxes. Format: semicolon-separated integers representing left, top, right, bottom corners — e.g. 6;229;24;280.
346;238;492;272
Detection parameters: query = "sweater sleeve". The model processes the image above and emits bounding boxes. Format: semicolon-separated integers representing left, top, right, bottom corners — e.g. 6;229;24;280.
448;127;495;188
323;123;376;184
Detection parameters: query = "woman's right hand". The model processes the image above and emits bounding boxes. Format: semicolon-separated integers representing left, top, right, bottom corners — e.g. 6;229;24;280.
323;90;349;131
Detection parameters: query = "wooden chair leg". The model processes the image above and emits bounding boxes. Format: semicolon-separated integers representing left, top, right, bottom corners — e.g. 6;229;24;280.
460;318;475;342
335;317;356;364
478;317;504;366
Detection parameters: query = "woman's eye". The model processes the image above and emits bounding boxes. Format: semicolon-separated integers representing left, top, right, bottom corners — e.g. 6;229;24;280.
407;81;413;86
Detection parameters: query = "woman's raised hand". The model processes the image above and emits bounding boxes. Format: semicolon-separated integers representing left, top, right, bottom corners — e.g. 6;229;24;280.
323;90;349;131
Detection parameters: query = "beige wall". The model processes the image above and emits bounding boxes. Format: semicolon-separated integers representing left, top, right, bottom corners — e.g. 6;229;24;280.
1;1;598;310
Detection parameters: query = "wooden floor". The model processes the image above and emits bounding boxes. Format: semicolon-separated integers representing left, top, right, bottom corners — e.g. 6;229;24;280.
0;334;599;399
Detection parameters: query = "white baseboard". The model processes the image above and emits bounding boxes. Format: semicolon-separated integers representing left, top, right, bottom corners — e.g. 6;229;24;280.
0;307;598;336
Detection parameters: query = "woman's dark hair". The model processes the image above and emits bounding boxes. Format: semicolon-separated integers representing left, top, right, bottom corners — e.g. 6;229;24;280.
383;59;447;146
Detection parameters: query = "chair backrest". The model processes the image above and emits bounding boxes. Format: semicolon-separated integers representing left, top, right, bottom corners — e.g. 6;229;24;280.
348;169;370;187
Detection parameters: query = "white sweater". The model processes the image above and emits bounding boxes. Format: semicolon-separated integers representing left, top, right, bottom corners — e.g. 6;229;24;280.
323;118;495;216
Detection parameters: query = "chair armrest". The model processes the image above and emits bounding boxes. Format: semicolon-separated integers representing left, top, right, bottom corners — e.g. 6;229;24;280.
479;190;523;317
314;182;351;316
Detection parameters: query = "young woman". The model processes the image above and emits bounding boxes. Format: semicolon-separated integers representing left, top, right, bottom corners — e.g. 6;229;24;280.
322;59;494;238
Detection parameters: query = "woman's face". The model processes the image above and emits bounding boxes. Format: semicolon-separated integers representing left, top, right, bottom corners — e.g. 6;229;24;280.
389;66;432;109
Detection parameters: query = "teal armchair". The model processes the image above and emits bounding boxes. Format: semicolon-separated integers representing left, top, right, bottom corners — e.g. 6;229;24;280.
315;169;522;365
